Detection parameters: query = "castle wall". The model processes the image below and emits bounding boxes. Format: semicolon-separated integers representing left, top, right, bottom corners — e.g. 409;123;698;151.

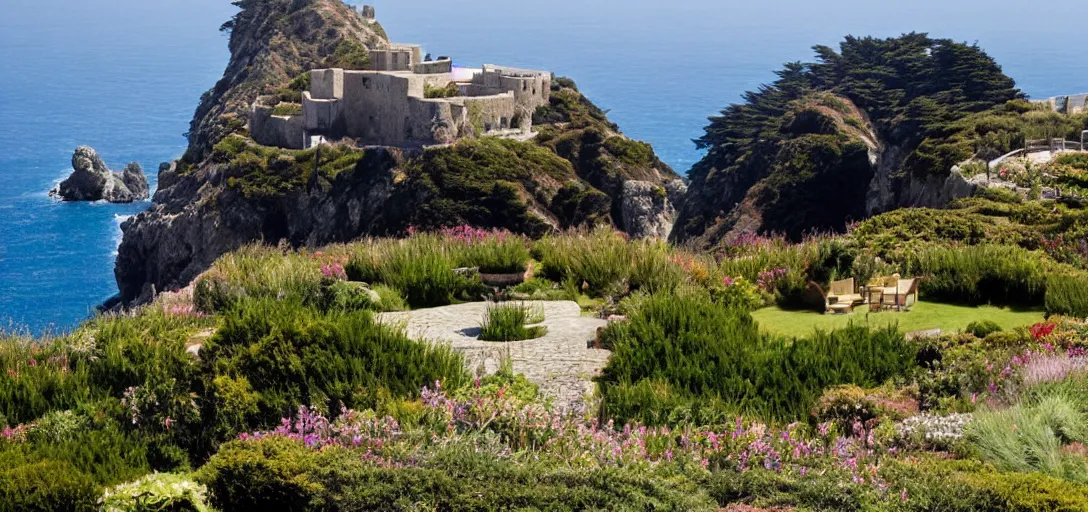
302;92;342;134
310;69;344;100
250;103;305;150
414;59;453;74
341;71;413;146
460;94;521;135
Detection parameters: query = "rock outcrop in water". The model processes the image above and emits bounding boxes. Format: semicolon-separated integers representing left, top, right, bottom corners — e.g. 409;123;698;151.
50;146;149;203
114;0;681;304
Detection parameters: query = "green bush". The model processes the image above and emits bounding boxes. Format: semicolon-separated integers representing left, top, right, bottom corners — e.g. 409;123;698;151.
423;82;460;99
906;244;1048;306
477;303;546;342
597;293;916;423
269;103;302;117
459;235;530;274
1045;273;1088;317
197;437;320;512
321;281;377;312
201;298;469;432
369;284;408;312
966;320;1003;338
200;437;717;512
0;459;98;512
345;236;481;308
534;230;633;297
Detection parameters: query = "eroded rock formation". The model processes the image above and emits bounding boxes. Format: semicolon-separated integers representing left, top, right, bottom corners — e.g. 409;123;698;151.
50;146;149;203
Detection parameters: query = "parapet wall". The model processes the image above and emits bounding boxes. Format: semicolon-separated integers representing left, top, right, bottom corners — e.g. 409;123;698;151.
250;100;305;150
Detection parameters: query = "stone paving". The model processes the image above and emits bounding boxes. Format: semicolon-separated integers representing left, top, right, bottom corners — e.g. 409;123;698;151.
378;301;611;407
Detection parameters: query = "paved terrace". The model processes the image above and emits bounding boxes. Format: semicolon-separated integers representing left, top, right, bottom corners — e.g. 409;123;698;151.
378;301;611;408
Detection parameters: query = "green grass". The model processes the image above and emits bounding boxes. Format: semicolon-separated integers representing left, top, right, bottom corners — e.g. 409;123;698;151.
752;300;1044;338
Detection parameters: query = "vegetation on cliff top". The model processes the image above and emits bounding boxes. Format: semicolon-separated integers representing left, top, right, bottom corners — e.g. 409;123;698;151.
677;33;1024;246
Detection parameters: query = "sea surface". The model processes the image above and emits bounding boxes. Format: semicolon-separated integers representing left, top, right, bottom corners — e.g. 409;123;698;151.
0;0;1083;334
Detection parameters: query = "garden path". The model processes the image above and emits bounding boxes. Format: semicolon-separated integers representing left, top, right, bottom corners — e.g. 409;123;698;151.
378;301;611;408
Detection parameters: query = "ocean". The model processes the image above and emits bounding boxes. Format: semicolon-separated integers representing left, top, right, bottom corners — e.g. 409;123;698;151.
0;0;1082;334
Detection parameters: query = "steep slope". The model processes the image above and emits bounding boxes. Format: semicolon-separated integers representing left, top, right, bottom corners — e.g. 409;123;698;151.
674;33;1021;248
115;0;680;304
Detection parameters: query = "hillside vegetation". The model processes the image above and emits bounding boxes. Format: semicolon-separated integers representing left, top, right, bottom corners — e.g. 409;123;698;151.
8;227;1088;510
674;33;1051;247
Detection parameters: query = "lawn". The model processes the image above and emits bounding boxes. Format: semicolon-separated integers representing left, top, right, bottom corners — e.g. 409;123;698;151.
752;301;1045;338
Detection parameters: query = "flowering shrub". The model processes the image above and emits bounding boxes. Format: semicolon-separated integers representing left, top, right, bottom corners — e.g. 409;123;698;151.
756;267;789;292
1030;322;1056;341
320;262;347;281
100;473;212;512
896;413;972;451
710;276;764;311
237;383;892;487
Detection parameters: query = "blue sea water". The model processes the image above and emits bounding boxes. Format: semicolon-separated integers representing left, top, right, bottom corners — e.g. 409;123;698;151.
0;0;1083;334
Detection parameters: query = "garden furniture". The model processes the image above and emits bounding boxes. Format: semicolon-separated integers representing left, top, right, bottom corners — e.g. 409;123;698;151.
824;278;865;313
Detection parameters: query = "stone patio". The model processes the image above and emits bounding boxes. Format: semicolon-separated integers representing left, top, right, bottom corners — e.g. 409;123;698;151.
378;301;612;408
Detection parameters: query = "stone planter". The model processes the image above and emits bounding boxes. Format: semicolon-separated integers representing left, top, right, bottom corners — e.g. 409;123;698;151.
479;268;529;287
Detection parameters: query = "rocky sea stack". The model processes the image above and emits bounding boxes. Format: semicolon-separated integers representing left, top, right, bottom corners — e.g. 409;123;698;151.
50;146;150;203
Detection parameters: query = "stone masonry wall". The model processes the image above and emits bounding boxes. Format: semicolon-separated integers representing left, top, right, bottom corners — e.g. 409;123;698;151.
250;102;305;149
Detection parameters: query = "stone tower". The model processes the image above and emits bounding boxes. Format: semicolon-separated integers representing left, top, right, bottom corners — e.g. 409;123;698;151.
359;4;376;20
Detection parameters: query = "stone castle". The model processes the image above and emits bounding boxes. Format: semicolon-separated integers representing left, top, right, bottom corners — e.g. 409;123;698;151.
251;6;552;150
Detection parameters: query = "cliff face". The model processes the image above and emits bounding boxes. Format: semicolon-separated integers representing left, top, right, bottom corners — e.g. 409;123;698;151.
184;0;386;161
115;0;680;304
674;34;1019;249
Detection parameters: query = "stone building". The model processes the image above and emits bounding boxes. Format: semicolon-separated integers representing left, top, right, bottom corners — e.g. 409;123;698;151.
1033;93;1088;115
250;43;552;150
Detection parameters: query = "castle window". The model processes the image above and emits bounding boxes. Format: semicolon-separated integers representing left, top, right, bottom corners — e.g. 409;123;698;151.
500;117;509;129
523;82;527;91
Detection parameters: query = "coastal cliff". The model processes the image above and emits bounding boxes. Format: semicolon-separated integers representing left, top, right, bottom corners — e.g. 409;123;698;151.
115;0;680;304
673;34;1020;248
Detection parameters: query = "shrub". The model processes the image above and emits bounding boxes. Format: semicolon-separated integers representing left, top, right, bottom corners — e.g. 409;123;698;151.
0;459;98;512
196;437;321;512
321;281;377;312
345;235;480;308
534;230;633;297
423;82;460;99
200;437;717;512
201;298;469;433
447;228;531;274
966;320;1004;338
269;102;302;117
967;393;1088;481
194;245;326;313
478;303;546;342
597;293;916;423
369;284;408;312
100;472;212;512
1046;273;1088;317
906;244;1048;306
710;276;765;311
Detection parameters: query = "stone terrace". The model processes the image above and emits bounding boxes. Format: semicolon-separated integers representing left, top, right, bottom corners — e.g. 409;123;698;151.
378;301;611;408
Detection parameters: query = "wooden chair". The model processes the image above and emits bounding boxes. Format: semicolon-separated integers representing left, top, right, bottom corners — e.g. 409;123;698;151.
881;278;919;311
